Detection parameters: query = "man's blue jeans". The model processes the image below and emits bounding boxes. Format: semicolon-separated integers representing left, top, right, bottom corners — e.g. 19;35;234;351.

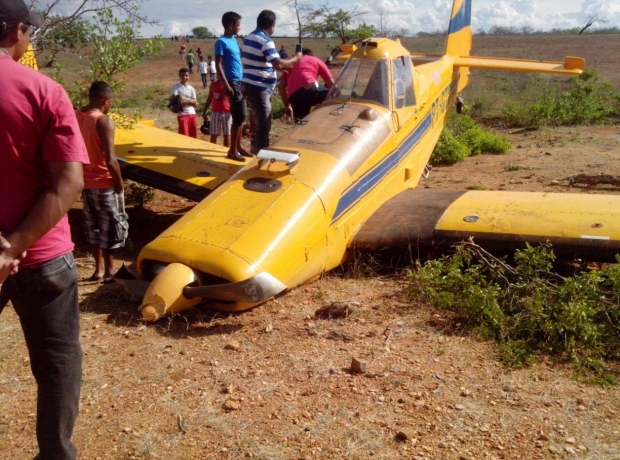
241;83;272;152
0;252;82;460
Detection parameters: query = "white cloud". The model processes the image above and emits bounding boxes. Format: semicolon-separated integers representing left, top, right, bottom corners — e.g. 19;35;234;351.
40;0;620;38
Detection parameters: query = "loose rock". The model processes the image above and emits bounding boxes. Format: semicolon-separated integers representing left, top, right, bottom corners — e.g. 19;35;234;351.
225;340;240;351
351;358;367;374
315;301;356;319
223;400;241;411
396;426;416;441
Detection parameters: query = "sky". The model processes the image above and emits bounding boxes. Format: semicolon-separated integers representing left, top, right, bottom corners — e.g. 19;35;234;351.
50;0;620;38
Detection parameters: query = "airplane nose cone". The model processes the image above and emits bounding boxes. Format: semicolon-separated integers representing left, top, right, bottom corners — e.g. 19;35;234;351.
140;263;202;321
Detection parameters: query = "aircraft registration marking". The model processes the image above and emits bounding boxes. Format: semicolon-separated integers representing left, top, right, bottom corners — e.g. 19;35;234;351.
431;86;451;127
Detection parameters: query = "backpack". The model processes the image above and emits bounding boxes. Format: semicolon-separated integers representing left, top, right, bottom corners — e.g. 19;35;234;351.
167;95;183;113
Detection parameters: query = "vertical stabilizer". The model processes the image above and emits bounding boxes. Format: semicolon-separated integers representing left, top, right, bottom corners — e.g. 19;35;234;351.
445;0;472;91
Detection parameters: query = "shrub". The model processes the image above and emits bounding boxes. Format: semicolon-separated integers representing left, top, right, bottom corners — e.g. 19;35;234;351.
430;130;470;165
271;93;285;119
430;114;512;165
501;70;620;127
124;181;156;208
478;130;512;154
408;242;620;379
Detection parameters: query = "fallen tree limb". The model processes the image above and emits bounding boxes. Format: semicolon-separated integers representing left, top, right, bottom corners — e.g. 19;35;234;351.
568;174;620;187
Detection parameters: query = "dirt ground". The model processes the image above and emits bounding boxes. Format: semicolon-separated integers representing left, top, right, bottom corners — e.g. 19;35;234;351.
1;123;619;460
2;37;620;460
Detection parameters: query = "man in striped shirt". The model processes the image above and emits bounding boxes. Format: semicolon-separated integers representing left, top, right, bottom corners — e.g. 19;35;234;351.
241;10;301;152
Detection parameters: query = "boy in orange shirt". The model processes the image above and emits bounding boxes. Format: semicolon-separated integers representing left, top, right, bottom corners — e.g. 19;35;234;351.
75;81;128;282
202;79;232;147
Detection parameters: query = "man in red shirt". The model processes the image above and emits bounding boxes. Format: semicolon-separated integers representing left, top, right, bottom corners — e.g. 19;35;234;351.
76;81;128;283
278;47;335;121
0;1;89;458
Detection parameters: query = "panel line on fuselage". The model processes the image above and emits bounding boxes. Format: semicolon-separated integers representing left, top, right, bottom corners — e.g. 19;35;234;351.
330;76;460;225
330;113;432;224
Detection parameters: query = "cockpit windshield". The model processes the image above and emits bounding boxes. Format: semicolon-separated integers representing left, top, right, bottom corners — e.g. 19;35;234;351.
325;59;389;108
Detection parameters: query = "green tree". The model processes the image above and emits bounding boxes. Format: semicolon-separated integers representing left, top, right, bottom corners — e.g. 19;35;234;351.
58;9;163;107
286;0;315;43
36;16;90;67
306;4;375;44
30;0;159;53
347;22;379;42
192;26;212;39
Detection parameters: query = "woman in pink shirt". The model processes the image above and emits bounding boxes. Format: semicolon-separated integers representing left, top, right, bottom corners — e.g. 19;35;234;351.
278;48;335;121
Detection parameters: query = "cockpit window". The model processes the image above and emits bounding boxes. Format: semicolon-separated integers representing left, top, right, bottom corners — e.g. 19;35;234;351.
325;59;389;108
392;55;415;108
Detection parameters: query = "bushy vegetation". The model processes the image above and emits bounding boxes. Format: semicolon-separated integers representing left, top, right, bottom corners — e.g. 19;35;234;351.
124;182;156;208
271;93;286;120
501;70;620;128
430;114;512;166
409;242;620;382
51;9;163;107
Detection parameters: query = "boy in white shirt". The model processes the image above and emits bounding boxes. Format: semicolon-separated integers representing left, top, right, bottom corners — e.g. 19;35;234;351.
198;56;209;89
208;56;216;83
171;68;197;137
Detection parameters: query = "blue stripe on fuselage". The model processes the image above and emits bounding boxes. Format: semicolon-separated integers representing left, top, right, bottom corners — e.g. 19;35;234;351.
331;114;433;224
448;0;472;35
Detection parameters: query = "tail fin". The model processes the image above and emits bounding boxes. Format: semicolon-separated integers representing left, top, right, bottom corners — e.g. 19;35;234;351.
445;0;472;57
19;43;39;70
445;0;472;91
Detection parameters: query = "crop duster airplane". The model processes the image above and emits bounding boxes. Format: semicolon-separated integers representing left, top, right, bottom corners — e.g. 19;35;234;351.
110;0;620;321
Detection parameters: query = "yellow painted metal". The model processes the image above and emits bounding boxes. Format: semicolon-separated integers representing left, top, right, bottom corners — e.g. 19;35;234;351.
18;44;38;70
351;38;411;61
437;191;620;239
118;0;602;318
454;56;585;75
140;263;201;321
133;32;461;314
115;122;243;192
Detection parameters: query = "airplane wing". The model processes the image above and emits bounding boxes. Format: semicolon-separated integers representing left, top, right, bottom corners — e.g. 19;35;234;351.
352;189;620;261
115;121;245;202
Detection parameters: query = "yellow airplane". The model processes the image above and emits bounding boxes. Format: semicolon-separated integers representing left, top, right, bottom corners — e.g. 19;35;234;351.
112;0;620;320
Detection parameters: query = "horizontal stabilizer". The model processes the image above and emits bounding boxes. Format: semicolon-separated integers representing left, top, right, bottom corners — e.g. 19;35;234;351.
353;189;620;262
454;55;585;75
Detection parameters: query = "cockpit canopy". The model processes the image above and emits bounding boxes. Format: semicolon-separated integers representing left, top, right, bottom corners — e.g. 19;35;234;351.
325;38;416;111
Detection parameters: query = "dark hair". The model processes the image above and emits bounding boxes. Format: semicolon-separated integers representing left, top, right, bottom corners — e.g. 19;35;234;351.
88;81;114;100
302;48;313;56
257;10;276;30
179;68;189;75
0;20;24;41
222;11;241;29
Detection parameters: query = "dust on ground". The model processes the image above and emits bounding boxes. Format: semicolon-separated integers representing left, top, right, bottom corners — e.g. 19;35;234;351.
1;122;619;460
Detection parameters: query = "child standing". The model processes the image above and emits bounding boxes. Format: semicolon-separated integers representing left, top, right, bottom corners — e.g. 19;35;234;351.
171;68;198;138
207;55;216;83
202;79;232;147
198;55;209;89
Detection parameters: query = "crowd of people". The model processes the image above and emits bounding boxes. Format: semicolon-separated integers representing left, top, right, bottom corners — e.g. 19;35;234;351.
172;10;334;162
0;2;336;457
